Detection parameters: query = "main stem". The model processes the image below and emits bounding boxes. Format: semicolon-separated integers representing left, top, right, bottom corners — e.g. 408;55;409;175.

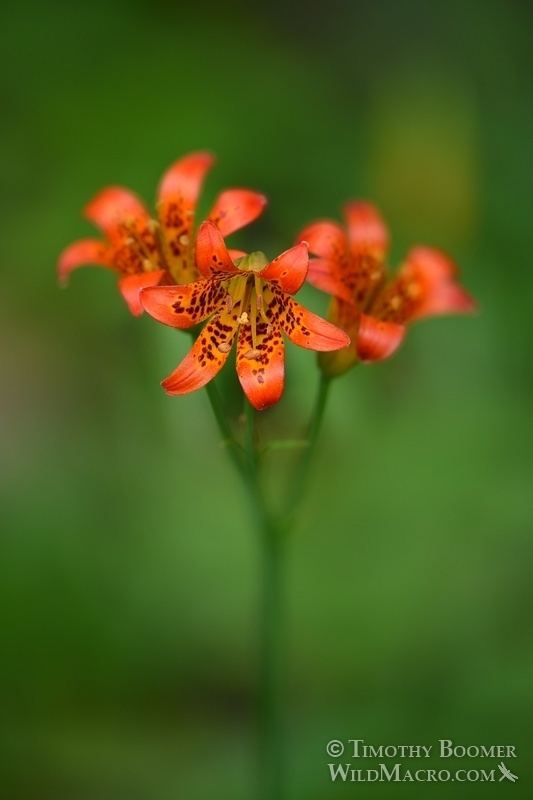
259;512;285;800
204;378;333;800
242;401;285;799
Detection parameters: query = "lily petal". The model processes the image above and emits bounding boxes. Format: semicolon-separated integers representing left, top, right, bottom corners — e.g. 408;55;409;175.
85;187;150;239
298;220;347;261
58;238;112;284
401;246;476;320
141;278;227;329
236;322;285;411
209;189;267;237
307;258;354;303
377;246;476;323
195;220;240;277
344;201;389;258
260;242;308;294
270;290;350;351
356;314;405;361
118;270;165;316
161;311;238;395
157;151;215;282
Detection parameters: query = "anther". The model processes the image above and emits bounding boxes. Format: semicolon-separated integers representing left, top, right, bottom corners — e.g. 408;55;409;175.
238;312;249;324
218;342;232;353
244;349;261;359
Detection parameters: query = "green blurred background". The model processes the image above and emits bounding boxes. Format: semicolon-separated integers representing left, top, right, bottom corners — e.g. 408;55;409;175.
2;0;532;797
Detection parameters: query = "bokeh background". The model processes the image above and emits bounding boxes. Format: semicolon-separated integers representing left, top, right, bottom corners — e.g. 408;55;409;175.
2;0;532;797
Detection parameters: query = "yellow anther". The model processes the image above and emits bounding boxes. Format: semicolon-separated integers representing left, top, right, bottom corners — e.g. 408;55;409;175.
406;282;421;299
238;312;249;324
390;296;402;310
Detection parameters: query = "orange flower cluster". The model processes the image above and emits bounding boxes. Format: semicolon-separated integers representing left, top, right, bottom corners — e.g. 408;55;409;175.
59;152;474;409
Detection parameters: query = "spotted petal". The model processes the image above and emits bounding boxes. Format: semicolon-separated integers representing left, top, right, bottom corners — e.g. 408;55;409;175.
264;288;350;351
118;270;166;316
400;246;476;321
298;220;347;262
195;220;240;277
157;151;215;282
356;314;405;361
85;187;150;240
344;201;389;259
260;242;308;294
376;246;476;323
306;258;354;303
141;278;228;329
236;322;285;411
161;311;238;396
208;189;267;237
58;238;112;285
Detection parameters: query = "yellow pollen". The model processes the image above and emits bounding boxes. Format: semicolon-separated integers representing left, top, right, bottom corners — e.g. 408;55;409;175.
238;311;249;324
407;281;421;298
390;296;402;310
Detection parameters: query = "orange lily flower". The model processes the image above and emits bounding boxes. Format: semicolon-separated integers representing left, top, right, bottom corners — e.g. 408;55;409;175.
58;152;267;315
300;202;476;375
141;221;351;410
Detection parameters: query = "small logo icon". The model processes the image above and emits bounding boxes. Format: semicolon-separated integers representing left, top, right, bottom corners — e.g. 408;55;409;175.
326;740;345;757
498;762;518;782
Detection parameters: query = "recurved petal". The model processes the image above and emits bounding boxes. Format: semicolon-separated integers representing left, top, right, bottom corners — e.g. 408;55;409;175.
58;238;112;284
158;151;215;210
157;151;215;281
274;292;351;351
381;246;476;323
118;270;165;316
236;323;285;411
140;278;227;329
307;258;354;303
297;220;347;262
356;314;405;361
344;201;389;258
85;187;150;238
161;311;238;396
208;189;267;237
259;242;308;294
195;220;240;277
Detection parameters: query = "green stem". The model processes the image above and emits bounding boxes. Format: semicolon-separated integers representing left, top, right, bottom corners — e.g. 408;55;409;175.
203;378;333;800
285;373;332;523
258;514;285;800
242;402;285;800
204;380;247;479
